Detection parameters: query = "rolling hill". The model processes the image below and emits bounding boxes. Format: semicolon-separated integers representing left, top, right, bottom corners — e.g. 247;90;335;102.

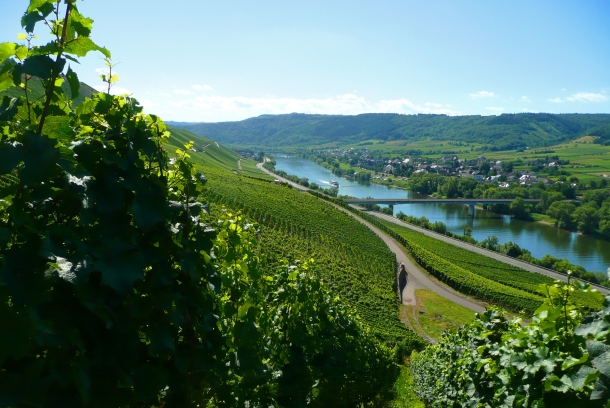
168;112;610;149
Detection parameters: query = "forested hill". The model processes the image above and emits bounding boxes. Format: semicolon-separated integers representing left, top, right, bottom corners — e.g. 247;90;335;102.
168;112;610;149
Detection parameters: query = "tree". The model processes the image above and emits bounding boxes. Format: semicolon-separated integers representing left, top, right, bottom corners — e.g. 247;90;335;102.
574;204;600;234
501;161;514;173
600;200;610;237
499;241;523;257
539;191;565;212
546;201;576;229
479;235;500;251
509;196;529;219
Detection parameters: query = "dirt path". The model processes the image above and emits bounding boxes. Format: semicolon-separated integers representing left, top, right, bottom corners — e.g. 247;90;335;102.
237;159;242;170
256;161;487;313
367;211;610;295
329;203;487;313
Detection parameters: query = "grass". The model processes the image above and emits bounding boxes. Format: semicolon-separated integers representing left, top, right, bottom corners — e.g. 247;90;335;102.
530;212;555;224
340;138;486;157
240;157;275;180
413;289;476;341
389;360;425;408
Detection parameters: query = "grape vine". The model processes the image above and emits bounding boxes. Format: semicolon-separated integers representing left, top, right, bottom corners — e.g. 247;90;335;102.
0;1;401;406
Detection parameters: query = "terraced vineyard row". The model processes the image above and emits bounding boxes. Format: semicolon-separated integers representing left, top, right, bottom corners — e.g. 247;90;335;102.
374;218;603;311
0;173;18;191
382;221;550;295
199;166;424;351
307;193;603;312
402;238;543;313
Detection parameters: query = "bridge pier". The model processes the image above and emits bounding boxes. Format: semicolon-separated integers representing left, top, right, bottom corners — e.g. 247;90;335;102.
389;204;394;214
468;204;475;217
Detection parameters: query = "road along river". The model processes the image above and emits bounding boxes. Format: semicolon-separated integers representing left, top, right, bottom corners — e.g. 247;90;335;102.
272;155;610;274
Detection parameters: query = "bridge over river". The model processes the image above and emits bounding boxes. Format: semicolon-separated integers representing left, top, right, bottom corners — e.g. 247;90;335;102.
342;198;541;216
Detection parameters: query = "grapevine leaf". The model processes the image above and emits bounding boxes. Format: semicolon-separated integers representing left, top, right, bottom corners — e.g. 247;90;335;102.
591;377;610;401
0;96;19;121
0;42;16;62
0;142;24;174
0;303;37;363
27;0;47;13
66;66;80;100
14;45;27;61
544;375;571;392
588;341;610;359
575;319;610;340
95;241;146;293
569;365;600;391
562;353;589;370
21;11;45;33
36;2;55;18
42;115;73;142
18;55;66;80
0;64;13;93
67;9;94;40
132;182;166;229
65;37;110;58
592;351;610;378
147;325;175;356
238;300;254;319
20;132;60;184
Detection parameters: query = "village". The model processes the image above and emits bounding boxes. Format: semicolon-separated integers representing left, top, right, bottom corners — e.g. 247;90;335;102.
314;147;570;188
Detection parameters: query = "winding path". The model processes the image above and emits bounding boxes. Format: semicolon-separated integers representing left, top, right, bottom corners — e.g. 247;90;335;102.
367;211;610;295
256;161;486;312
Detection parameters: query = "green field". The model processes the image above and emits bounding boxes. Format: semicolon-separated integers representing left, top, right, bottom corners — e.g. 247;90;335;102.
337;139;487;157
412;289;476;341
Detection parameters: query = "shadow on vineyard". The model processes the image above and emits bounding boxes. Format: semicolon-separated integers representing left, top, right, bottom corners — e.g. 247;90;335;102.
0;1;418;406
4;1;609;407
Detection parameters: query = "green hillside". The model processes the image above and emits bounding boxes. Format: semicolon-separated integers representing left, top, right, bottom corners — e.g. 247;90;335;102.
198;164;423;352
169;112;610;150
0;61;98;106
165;126;273;179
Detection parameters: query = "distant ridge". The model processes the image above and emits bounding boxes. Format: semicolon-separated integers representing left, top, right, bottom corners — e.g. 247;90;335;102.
169;112;610;149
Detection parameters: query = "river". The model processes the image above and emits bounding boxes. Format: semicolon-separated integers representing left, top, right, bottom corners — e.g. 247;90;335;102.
273;154;610;274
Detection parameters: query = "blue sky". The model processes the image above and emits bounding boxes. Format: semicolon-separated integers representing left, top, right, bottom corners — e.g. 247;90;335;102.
1;0;609;122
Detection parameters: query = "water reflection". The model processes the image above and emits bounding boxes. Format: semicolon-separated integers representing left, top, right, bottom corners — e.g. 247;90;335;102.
273;155;610;273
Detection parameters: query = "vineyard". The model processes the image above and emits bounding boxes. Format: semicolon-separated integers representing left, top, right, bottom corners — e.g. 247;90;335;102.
306;192;602;314
0;172;18;193
198;165;424;351
374;218;604;312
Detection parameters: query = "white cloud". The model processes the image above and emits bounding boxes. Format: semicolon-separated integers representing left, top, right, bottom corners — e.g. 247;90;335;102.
145;93;459;122
192;84;213;91
470;91;496;99
95;67;119;77
93;85;131;96
485;107;505;113
173;89;192;95
520;96;530;102
548;92;608;103
566;92;608;103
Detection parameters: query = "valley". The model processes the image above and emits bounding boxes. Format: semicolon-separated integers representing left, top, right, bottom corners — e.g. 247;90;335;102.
2;1;610;404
